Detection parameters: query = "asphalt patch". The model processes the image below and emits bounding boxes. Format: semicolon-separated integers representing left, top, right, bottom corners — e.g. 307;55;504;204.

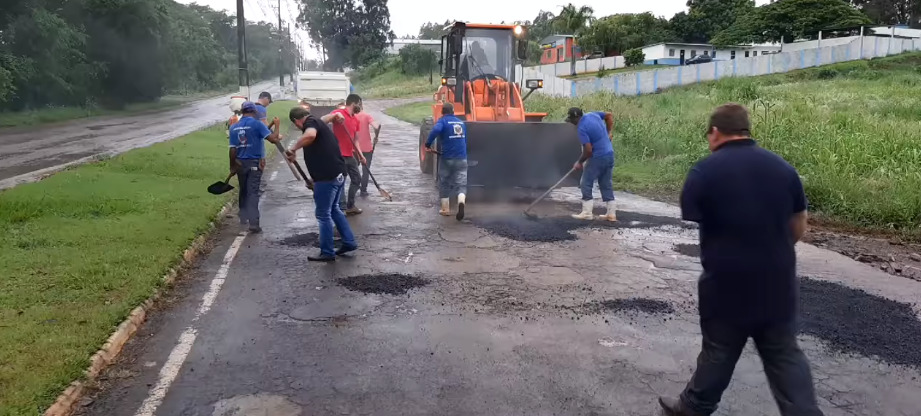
338;274;429;295
674;243;701;257
597;298;675;315
276;232;342;248
800;277;921;369
472;210;695;242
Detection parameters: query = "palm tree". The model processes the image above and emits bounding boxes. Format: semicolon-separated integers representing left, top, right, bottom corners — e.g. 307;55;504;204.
553;4;594;76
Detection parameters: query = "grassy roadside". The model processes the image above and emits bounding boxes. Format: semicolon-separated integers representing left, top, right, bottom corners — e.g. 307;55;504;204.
350;58;436;99
524;53;921;235
384;101;432;125
0;102;293;415
0;87;235;129
560;64;663;81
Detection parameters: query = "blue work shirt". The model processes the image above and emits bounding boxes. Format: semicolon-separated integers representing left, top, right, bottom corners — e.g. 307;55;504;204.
229;116;271;159
254;104;268;122
578;112;614;158
681;139;807;325
426;115;467;159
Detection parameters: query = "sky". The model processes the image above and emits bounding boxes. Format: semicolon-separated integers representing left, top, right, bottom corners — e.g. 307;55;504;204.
177;0;771;60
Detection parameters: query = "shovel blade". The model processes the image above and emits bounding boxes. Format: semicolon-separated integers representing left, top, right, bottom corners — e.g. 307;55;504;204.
207;181;234;195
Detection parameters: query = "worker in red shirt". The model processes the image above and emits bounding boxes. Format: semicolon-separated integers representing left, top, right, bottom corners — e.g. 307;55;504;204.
354;109;381;197
329;94;367;215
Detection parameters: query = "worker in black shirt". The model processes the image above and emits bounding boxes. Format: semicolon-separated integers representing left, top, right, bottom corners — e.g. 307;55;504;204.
659;104;822;416
286;107;358;262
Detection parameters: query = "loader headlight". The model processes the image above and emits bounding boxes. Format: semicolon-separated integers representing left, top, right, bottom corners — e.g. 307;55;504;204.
441;77;457;86
514;25;524;37
526;79;543;89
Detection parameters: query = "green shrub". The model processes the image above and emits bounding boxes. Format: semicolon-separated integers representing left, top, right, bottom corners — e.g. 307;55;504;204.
624;48;645;67
399;44;438;76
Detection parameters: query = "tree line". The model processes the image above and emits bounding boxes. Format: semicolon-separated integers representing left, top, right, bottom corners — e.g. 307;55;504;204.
0;0;299;112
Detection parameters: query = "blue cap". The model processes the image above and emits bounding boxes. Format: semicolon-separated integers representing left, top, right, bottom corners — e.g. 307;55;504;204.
241;101;257;113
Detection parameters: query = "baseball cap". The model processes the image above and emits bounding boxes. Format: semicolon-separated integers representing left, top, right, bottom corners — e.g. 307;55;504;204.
258;91;273;103
241;101;257;113
565;107;584;124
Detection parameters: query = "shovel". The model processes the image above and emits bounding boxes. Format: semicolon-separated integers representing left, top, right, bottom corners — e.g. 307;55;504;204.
523;166;577;219
347;129;392;201
207;171;236;195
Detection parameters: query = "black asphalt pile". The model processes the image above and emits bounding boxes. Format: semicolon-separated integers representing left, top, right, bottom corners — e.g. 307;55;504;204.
674;243;701;257
599;298;675;315
277;233;341;249
800;277;921;369
472;211;695;242
338;274;430;295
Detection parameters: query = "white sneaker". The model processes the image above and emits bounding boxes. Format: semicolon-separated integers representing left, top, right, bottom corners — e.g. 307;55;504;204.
439;198;451;216
572;200;594;220
599;200;617;222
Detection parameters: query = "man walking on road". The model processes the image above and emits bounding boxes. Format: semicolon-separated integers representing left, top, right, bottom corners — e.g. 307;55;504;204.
330;94;367;215
229;101;281;233
566;107;617;221
658;104;823;416
424;102;468;220
355;108;381;197
286;107;358;262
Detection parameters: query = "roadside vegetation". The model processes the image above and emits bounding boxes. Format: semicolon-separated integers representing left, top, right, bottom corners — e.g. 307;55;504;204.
384;101;432;125
560;64;664;81
0;102;294;415
525;53;921;234
351;47;438;99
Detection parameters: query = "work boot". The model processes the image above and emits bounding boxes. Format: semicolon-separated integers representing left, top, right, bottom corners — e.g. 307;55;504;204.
572;200;594;220
335;244;358;256
345;207;363;216
657;397;702;416
307;253;336;262
599;200;618;222
439;198;451;216
456;193;466;221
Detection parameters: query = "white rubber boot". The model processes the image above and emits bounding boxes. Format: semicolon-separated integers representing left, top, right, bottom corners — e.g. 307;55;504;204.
600;200;618;222
572;200;594;220
456;193;466;221
439;198;451;216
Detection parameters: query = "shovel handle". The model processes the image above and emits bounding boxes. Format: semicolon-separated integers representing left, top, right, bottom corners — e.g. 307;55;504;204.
524;166;577;213
224;170;237;183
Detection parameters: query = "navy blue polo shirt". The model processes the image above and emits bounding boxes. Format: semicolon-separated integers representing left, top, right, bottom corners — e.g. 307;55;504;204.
680;139;807;325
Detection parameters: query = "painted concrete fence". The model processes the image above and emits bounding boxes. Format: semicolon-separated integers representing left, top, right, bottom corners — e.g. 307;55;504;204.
516;36;921;98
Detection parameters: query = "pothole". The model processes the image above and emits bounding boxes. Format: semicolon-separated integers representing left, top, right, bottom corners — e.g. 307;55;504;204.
338;273;430;295
674;243;701;257
800;277;921;369
593;298;675;315
472;211;695;242
276;232;342;248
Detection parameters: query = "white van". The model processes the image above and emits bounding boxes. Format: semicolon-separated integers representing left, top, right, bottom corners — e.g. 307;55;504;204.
295;72;351;116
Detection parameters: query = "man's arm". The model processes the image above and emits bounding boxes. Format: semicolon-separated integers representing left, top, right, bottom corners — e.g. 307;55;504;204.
603;112;614;137
789;170;809;242
680;167;705;223
229;147;240;173
321;112;343;124
425;120;444;149
791;211;808;243
287;127;318;155
574;128;592;169
258;118;281;144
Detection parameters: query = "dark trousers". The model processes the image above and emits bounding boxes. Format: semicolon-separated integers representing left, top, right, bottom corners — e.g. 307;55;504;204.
339;156;361;209
237;159;262;226
360;151;374;193
681;319;824;416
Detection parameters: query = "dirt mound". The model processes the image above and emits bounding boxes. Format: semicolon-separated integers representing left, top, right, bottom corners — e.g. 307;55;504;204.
800;277;921;369
338;274;429;295
472;211;695;242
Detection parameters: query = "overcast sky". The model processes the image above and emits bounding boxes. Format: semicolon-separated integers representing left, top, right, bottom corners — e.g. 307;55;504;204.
177;0;771;59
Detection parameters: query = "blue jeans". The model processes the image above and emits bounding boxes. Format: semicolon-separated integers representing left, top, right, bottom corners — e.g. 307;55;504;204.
313;174;357;257
580;153;615;202
438;158;468;199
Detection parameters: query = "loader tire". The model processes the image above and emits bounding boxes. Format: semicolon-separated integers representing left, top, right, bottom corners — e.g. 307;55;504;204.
419;117;435;174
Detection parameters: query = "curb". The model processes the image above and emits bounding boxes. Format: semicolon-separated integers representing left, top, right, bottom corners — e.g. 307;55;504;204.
43;201;235;416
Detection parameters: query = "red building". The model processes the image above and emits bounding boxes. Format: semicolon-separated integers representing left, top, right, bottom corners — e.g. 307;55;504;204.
539;35;583;64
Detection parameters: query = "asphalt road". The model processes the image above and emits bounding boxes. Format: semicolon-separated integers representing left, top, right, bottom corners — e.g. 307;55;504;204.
0;82;277;190
77;99;921;416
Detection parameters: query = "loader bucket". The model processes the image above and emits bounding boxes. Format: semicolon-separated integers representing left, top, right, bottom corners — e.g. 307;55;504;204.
461;122;582;190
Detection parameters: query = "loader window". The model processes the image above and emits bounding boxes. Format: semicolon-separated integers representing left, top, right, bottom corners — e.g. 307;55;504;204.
461;29;513;81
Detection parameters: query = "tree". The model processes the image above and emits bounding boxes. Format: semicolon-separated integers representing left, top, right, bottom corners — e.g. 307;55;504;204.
419;20;451;39
670;0;755;44
528;10;556;43
553;4;594;75
623;48;645;66
579;13;676;57
297;0;395;70
399;44;437;75
713;0;873;45
850;0;920;26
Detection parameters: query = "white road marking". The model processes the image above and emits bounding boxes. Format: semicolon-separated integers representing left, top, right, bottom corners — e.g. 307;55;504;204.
133;233;248;416
269;171;278;181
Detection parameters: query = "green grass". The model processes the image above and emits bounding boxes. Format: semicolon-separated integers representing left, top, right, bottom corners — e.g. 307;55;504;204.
560;64;664;81
526;53;921;234
0;102;294;415
384;101;433;125
351;58;438;99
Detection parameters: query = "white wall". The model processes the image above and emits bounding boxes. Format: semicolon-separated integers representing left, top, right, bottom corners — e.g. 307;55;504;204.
781;36;859;53
642;44;668;60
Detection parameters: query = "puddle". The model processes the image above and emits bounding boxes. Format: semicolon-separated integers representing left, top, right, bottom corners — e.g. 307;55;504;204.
338;273;429;295
801;277;921;369
212;393;301;416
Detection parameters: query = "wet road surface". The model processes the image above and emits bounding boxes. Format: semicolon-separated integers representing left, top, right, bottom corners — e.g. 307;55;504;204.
78;99;921;416
0;82;276;190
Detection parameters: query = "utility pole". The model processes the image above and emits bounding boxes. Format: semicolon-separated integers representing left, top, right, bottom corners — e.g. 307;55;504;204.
237;0;250;98
278;0;284;87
